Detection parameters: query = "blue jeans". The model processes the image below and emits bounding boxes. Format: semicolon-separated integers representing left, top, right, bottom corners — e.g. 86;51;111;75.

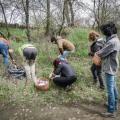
105;73;118;113
0;42;9;65
59;51;70;61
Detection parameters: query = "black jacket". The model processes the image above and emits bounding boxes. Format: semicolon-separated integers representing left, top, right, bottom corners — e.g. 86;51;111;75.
54;62;76;77
89;38;105;56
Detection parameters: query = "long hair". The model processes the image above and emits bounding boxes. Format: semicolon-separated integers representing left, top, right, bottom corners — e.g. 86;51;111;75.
88;31;100;41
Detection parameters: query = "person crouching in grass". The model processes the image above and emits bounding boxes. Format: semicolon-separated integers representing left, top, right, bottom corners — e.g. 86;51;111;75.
49;58;77;89
88;31;105;89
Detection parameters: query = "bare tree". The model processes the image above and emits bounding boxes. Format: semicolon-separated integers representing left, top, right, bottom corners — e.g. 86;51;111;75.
90;0;120;29
58;0;66;35
69;0;75;26
64;0;70;26
0;0;119;33
21;0;31;41
0;0;10;38
45;0;50;36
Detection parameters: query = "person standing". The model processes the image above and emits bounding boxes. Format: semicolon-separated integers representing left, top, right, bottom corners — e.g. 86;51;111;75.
95;22;120;118
88;31;105;89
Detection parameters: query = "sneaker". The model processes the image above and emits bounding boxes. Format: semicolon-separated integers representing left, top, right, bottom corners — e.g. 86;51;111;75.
101;112;116;118
103;103;118;111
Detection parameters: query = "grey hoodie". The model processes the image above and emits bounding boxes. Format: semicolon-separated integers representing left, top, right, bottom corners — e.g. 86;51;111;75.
97;34;120;75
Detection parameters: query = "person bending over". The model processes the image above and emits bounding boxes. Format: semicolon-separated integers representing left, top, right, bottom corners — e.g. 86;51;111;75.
0;35;14;65
51;36;75;61
19;43;37;84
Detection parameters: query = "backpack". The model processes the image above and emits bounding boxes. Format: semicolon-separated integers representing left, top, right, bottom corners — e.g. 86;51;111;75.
96;38;105;49
7;64;26;79
90;38;105;54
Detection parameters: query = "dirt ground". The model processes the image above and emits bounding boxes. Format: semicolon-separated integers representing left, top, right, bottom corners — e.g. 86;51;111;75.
0;101;119;120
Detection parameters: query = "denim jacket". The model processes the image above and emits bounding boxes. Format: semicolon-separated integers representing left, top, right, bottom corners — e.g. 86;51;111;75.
97;34;120;75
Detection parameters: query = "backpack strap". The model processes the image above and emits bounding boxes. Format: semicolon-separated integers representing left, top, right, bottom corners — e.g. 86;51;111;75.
96;38;105;48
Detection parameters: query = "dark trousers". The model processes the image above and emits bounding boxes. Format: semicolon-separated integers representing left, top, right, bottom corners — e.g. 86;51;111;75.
53;76;76;88
91;63;104;87
23;47;37;60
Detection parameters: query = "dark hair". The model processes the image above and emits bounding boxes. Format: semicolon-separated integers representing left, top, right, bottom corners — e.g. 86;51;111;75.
111;24;117;34
53;58;61;67
51;36;57;42
100;22;117;36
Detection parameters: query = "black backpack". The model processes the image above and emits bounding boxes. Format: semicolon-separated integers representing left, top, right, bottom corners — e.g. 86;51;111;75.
91;38;105;54
96;38;105;49
7;64;26;79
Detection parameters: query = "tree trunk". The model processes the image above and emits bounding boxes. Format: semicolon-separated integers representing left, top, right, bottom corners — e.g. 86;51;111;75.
64;0;70;27
45;0;50;36
69;0;74;27
97;0;100;31
0;0;10;38
92;21;96;29
93;0;100;30
92;0;96;29
58;0;66;35
21;0;31;41
25;0;31;41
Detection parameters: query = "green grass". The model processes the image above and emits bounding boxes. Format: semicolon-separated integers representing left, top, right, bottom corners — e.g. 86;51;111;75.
68;28;90;57
0;27;26;38
0;27;119;107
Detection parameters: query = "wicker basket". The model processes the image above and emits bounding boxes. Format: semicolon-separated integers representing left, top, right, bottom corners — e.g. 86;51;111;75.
35;78;49;91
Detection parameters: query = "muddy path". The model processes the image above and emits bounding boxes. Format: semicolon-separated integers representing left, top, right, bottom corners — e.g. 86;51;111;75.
0;101;119;120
